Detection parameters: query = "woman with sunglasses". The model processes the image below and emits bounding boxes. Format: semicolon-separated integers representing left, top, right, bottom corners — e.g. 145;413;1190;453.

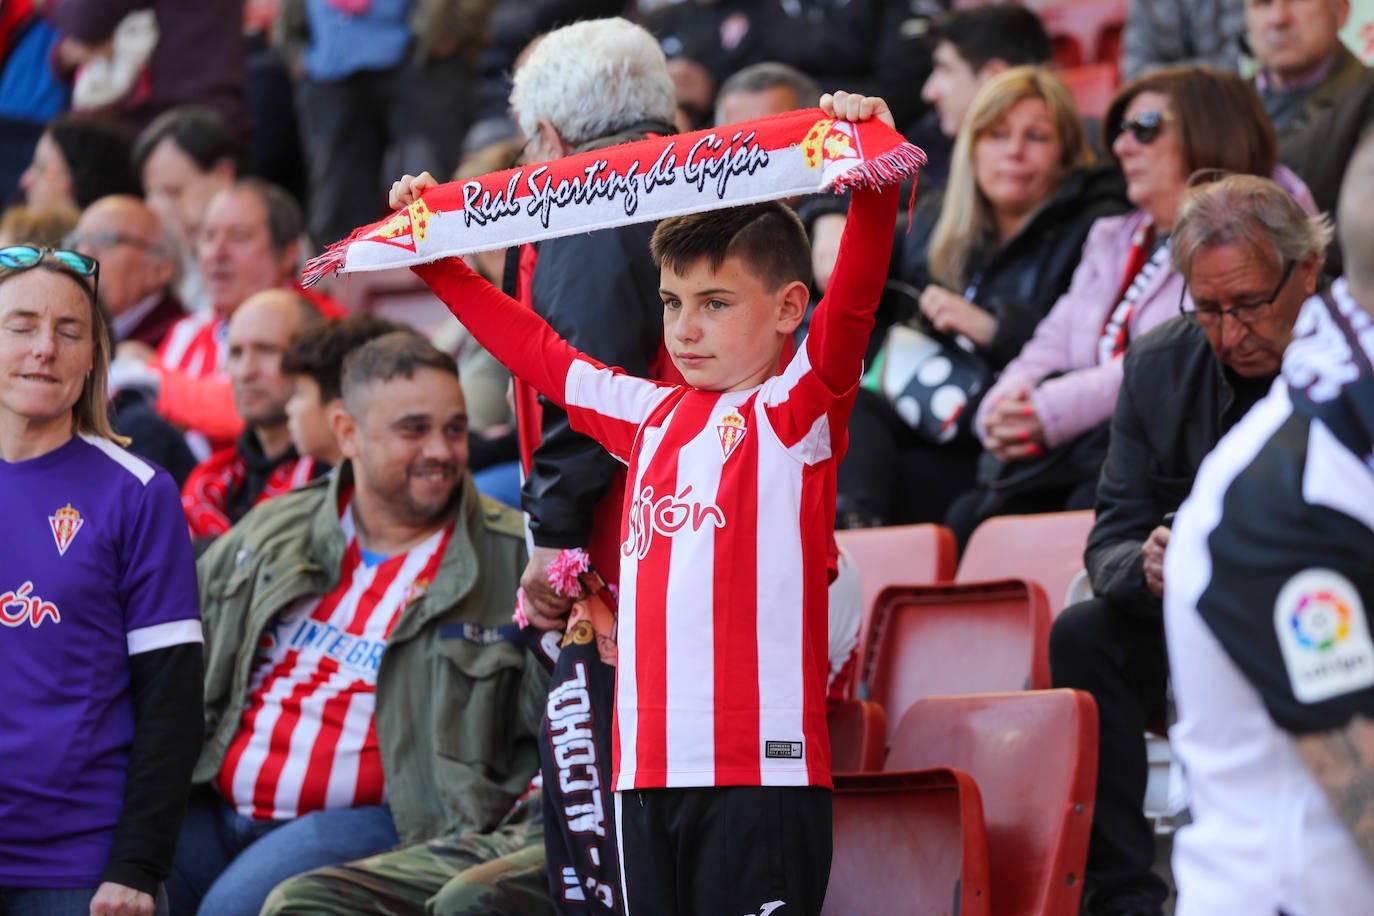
838;66;1131;527
949;66;1317;543
0;246;202;915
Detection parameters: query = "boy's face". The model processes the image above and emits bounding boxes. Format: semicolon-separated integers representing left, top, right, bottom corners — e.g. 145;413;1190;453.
660;255;806;392
286;374;341;464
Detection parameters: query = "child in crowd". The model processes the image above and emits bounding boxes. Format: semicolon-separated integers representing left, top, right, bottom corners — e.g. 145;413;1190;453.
393;91;898;915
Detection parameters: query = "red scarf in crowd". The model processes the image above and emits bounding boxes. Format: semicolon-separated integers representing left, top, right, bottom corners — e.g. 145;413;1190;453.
302;108;925;283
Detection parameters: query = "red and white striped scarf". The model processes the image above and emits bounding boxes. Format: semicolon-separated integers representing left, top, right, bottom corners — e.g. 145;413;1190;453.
302;108;924;283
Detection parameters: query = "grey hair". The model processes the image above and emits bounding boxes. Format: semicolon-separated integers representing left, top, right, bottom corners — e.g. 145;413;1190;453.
1171;174;1333;279
510;18;677;149
714;62;820;124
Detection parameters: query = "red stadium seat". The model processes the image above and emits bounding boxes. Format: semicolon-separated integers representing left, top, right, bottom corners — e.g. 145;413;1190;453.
1051;33;1085;69
957;510;1096;614
887;690;1099;916
828;699;888;773
836;524;957;696
862;581;1051;743
1039;0;1128;68
825;768;992;916
1058;63;1121;119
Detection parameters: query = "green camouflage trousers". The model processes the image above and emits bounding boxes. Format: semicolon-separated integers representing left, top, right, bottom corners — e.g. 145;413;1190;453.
260;792;553;916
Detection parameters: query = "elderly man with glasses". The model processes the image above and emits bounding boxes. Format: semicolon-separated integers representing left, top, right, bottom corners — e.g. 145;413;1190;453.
1048;173;1329;916
67;195;183;351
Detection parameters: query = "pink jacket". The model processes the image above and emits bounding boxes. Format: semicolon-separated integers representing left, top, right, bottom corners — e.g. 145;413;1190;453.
974;208;1180;448
974;166;1318;447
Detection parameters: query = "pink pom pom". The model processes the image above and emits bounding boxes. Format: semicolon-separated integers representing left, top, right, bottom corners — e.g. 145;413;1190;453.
547;548;591;598
513;589;531;629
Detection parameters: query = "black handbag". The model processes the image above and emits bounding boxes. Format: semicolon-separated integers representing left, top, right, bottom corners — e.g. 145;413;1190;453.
866;296;993;444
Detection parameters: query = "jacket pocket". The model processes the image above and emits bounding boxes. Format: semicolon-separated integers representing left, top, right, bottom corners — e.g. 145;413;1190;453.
433;636;529;773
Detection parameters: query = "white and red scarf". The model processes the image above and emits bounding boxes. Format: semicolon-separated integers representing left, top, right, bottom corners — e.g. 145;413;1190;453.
302;108;924;283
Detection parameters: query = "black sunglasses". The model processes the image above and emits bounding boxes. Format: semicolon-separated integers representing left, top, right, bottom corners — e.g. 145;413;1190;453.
1119;110;1172;145
0;245;100;298
1180;259;1295;329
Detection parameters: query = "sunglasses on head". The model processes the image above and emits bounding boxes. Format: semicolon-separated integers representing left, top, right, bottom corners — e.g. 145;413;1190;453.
1119;110;1171;145
0;245;100;297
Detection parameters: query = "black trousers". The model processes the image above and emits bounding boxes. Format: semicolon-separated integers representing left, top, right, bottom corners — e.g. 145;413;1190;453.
1049;598;1169;912
615;785;832;916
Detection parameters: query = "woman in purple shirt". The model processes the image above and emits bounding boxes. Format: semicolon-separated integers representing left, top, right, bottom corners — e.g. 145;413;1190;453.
0;246;202;916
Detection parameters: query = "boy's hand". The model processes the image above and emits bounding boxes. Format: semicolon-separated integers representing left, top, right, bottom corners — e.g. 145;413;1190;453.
521;547;575;629
389;171;440;209
820;91;895;131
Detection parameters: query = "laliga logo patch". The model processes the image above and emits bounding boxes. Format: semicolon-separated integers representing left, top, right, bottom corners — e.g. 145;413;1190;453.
717;409;747;460
48;503;84;556
1275;569;1374;703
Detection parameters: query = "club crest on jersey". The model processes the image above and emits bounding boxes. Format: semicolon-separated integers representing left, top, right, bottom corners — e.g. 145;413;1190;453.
48;503;84;556
717;409;747;460
404;577;432;606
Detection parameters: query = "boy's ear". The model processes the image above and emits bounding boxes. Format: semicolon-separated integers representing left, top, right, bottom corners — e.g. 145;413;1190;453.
775;279;810;334
333;407;359;460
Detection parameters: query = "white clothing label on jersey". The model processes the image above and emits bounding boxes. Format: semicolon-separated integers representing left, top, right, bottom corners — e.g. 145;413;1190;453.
1275;569;1374;703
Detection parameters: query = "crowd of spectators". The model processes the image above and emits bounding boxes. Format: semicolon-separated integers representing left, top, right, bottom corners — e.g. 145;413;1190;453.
2;0;1374;914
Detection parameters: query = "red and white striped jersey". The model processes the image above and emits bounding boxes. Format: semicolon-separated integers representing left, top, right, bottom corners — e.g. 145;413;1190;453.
156;312;226;378
416;186;898;792
217;508;452;819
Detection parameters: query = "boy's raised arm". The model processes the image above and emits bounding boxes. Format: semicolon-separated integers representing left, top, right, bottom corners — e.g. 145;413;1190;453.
394;171;590;408
802;93;901;395
409;250;585;411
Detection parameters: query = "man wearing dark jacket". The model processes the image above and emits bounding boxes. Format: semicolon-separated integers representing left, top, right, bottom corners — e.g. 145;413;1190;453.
1050;174;1329;916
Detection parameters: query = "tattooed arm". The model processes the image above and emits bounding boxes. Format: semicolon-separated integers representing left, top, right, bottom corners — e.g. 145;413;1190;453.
1295;716;1374;869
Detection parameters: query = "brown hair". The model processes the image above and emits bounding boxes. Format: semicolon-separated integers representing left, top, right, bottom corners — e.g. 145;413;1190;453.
650;202;813;291
1103;67;1276;180
283;313;415;403
340;331;459;417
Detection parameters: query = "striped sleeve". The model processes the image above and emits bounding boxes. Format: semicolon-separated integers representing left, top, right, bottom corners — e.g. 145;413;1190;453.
766;186;897;449
416;257;672;461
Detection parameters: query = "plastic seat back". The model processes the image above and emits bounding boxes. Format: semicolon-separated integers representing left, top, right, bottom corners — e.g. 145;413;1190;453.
825;769;992;916
837;524;957;695
863;581;1051;743
1039;0;1127;65
828;699;888;773
956;510;1096;614
887;691;1099;916
1058;63;1120;119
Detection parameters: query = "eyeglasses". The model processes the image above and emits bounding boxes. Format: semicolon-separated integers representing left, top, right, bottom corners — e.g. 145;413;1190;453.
0;245;100;297
64;230;163;255
1119;110;1172;145
1180;259;1295;329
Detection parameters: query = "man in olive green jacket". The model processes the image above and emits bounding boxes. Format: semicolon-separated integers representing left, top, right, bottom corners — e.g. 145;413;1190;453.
168;332;546;915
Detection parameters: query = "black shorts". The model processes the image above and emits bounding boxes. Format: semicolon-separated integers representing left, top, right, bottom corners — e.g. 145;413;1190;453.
614;784;832;916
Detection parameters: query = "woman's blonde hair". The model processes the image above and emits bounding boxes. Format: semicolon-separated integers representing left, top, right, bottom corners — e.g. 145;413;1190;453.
928;66;1092;289
0;263;127;446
